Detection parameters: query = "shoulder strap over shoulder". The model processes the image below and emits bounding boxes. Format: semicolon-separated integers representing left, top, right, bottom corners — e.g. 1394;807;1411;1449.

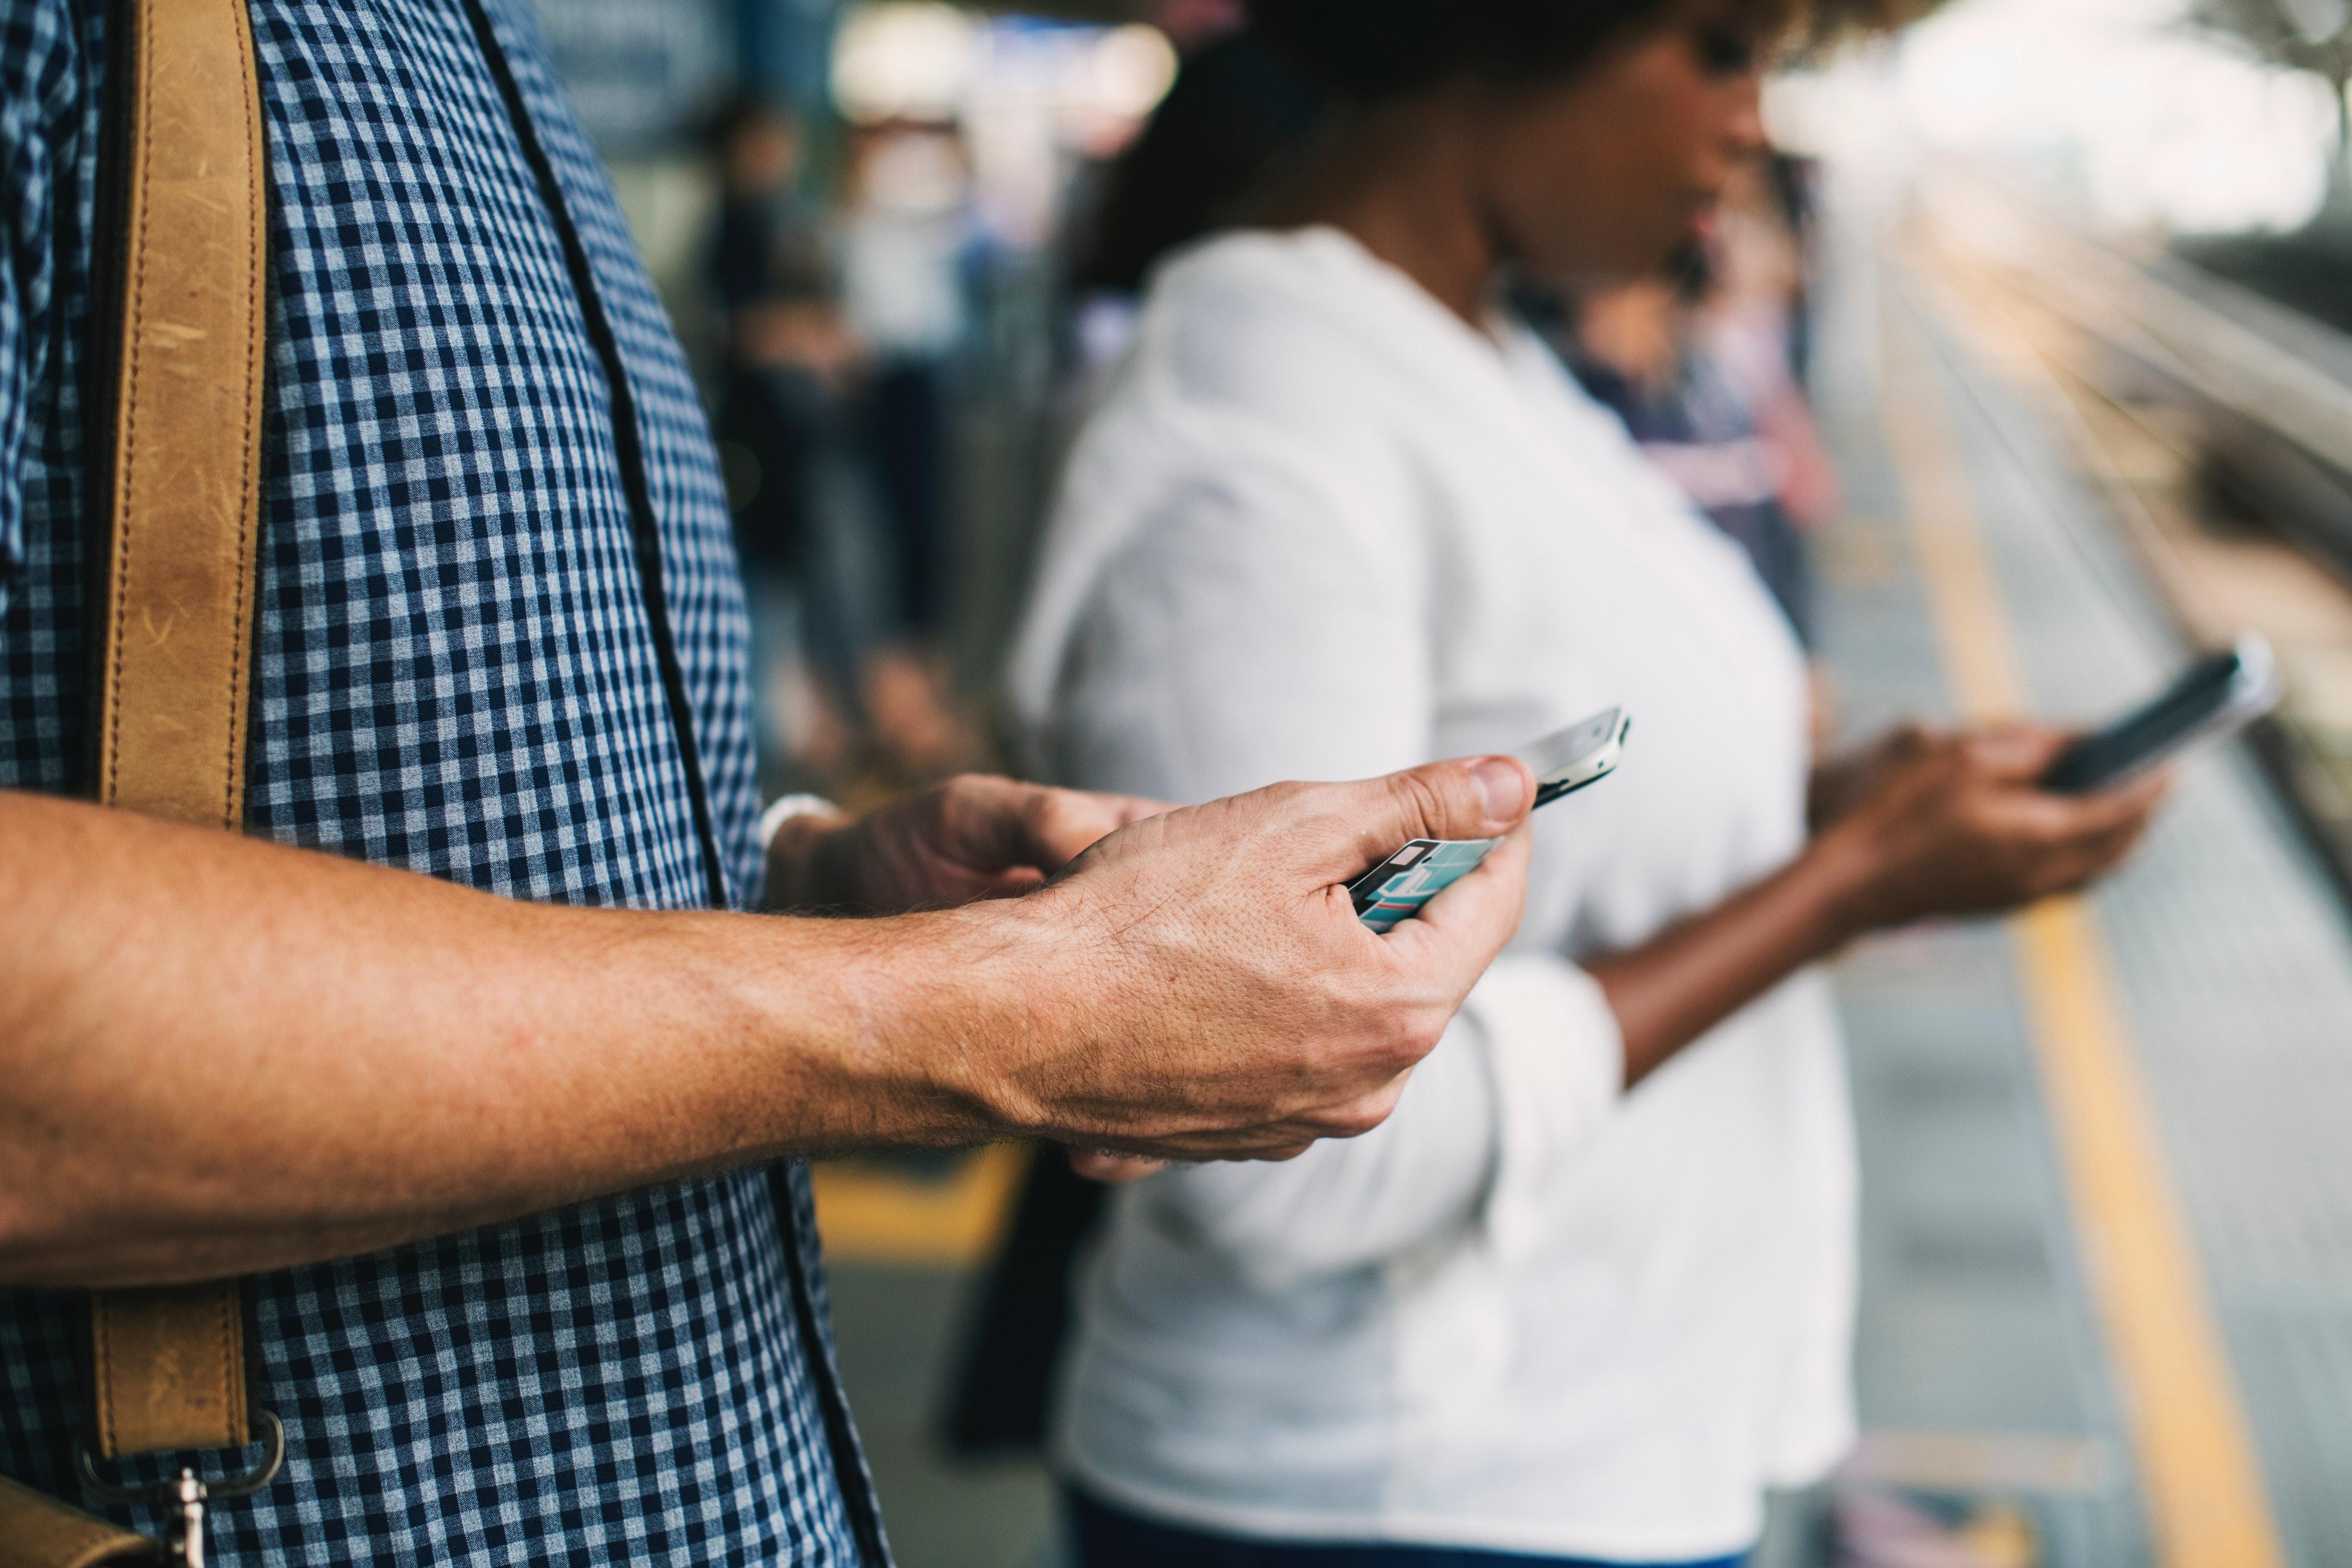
82;0;270;1466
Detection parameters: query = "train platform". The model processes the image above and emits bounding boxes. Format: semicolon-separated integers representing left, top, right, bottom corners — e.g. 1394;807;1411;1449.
808;188;2352;1568
1794;188;2352;1568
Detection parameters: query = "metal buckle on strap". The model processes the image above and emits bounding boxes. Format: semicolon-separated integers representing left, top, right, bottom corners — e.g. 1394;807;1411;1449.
75;1409;285;1567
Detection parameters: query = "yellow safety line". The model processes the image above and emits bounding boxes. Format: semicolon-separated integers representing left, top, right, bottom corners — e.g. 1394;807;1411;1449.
810;1142;1031;1266
1876;279;2286;1568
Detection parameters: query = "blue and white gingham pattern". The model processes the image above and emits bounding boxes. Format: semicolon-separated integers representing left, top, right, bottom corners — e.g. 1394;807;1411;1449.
0;3;880;1562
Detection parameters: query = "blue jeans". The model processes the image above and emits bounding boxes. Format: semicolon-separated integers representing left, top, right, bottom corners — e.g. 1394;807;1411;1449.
1067;1488;1751;1568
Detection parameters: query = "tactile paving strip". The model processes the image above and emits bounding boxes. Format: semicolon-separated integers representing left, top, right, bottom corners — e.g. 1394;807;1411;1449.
1807;202;2352;1568
1800;206;2154;1568
1910;258;2352;1568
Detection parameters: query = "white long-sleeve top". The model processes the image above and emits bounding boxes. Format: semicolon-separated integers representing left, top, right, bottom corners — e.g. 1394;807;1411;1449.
1005;229;1856;1563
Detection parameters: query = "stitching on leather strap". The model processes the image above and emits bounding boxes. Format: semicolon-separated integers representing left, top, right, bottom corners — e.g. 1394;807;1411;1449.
224;0;262;830
216;1287;238;1439
91;1296;116;1458
102;0;157;814
83;0;267;1465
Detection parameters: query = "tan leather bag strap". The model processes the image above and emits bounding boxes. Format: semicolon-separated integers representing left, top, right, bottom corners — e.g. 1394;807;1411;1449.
0;5;271;1562
0;1478;159;1568
0;6;273;1560
82;0;269;1469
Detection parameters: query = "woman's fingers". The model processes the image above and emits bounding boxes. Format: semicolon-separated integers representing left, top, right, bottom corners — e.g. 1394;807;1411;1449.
2064;800;2163;884
2027;763;2171;848
1963;723;2074;780
2004;767;2168;899
2101;763;2175;817
1836;726;2172;931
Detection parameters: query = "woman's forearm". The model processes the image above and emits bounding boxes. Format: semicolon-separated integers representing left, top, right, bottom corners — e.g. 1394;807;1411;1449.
1599;724;2174;1087
0;790;1014;1287
1589;830;1869;1087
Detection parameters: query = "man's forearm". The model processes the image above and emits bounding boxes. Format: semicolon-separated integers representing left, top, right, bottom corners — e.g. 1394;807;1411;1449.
0;790;1021;1288
2;755;1545;1285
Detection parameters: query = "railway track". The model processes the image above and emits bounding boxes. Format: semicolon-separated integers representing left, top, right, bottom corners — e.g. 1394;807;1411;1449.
1902;172;2352;904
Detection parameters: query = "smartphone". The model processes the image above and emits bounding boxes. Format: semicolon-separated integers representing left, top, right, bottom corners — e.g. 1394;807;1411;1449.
2040;634;2280;795
1349;708;1632;933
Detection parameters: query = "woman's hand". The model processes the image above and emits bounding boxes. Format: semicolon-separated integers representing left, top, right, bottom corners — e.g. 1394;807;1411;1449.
1809;723;1940;834
1813;724;2169;937
1598;721;2167;1089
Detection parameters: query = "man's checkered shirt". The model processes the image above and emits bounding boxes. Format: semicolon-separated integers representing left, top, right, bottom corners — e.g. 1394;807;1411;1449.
0;2;884;1562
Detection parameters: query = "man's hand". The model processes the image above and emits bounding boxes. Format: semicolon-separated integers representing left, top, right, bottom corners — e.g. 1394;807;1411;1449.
0;757;1531;1285
905;755;1538;1164
764;775;1165;915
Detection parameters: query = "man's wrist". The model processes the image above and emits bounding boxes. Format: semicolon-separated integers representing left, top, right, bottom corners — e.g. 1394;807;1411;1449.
924;895;1071;1139
761;895;1071;1148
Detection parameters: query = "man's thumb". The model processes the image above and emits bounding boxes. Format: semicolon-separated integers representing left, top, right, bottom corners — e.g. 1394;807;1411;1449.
1307;757;1534;880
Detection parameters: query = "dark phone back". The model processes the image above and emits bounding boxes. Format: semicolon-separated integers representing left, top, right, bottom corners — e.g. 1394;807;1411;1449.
2042;650;2247;795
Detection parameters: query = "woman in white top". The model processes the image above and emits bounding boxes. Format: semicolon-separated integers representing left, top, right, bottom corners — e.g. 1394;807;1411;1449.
1007;1;2166;1563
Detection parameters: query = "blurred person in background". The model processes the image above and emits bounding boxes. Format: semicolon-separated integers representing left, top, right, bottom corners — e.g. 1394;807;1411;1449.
707;96;881;785
1059;25;1323;408
1006;2;2170;1565
1552;152;1840;729
1546;206;1832;650
707;103;978;790
841;121;985;778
